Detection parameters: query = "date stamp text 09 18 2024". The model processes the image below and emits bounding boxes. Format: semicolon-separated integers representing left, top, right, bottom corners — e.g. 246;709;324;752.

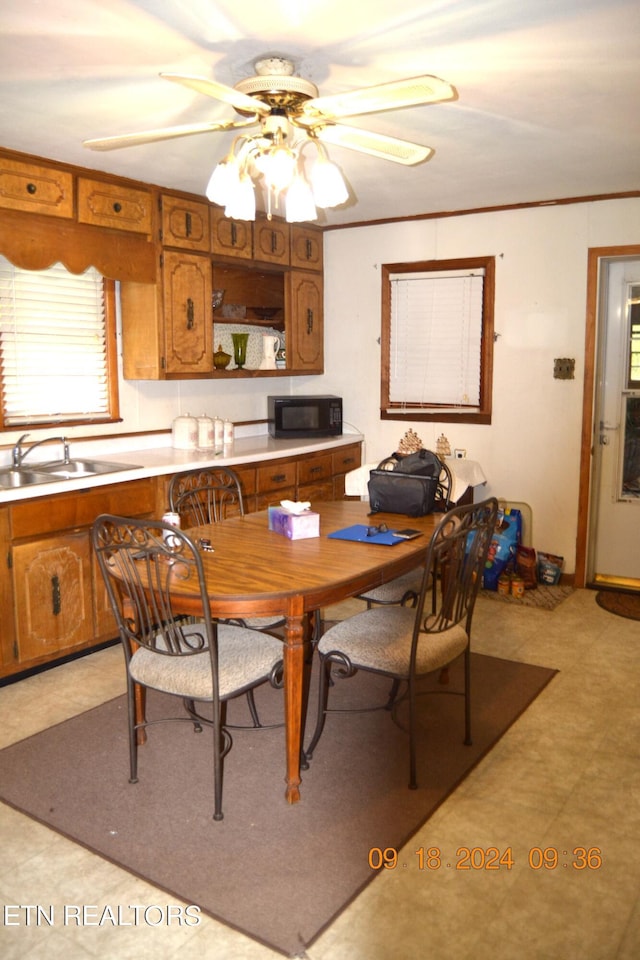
368;846;603;872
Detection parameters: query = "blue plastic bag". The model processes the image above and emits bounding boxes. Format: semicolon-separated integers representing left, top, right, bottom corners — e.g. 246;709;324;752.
483;508;522;590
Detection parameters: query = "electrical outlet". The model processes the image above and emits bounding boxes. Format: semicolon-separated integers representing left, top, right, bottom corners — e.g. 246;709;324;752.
554;358;575;379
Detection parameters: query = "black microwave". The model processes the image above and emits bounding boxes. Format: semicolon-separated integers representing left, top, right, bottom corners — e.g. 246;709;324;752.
268;395;343;439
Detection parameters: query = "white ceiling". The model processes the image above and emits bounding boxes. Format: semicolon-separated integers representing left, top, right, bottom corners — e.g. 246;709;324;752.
1;0;638;227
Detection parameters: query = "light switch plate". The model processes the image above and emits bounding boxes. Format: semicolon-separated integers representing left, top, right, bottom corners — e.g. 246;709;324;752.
554;358;575;379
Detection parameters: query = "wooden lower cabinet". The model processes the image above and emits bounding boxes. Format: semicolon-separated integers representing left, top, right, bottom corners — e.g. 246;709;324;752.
0;478;157;680
256;460;297;511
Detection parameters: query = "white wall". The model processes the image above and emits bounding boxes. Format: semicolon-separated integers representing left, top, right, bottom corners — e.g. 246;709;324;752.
318;197;640;572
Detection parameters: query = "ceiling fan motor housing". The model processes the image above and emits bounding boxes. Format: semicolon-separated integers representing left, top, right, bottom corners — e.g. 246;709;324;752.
234;58;318;114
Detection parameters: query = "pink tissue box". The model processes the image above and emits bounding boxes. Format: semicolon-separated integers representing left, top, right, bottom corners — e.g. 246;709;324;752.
268;507;320;540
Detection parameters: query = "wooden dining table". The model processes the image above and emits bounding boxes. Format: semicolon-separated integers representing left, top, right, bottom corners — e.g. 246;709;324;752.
167;499;440;805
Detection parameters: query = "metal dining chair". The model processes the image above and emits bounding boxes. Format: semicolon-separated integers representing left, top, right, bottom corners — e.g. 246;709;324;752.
168;466;285;635
92;514;284;821
305;497;498;790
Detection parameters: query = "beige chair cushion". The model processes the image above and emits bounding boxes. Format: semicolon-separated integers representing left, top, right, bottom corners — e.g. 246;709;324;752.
358;569;423;604
318;606;468;677
129;623;282;700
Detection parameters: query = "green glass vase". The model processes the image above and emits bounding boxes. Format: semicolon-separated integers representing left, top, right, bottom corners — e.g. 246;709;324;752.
231;332;249;369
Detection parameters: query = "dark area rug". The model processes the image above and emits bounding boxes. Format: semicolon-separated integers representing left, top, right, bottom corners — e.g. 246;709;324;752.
596;590;640;621
0;653;556;957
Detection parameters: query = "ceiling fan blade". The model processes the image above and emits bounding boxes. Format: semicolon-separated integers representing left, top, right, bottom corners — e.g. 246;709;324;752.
83;117;256;151
160;73;271;116
301;74;456;122
313;124;433;165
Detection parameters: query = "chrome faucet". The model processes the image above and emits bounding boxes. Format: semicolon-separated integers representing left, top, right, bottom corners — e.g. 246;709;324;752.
12;433;70;469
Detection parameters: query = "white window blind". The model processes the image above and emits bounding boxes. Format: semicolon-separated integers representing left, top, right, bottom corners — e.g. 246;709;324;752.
0;257;108;426
389;270;484;410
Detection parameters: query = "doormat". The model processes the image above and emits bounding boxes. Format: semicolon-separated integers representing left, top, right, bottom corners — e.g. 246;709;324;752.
0;654;556;957
480;584;574;611
596;590;640;621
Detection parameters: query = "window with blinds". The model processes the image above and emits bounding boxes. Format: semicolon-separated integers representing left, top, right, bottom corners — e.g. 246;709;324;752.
0;257;118;428
381;256;495;425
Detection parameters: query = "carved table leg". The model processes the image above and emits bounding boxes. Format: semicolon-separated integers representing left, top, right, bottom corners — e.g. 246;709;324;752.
283;599;306;803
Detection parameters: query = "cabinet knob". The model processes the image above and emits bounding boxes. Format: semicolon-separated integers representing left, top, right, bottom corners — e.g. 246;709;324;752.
113;202;122;213
26;182;37;195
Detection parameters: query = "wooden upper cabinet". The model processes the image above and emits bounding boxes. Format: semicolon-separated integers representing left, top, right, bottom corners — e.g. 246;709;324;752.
290;225;323;272
210;207;253;260
0;156;73;218
286;270;324;372
161;194;210;251
77;177;152;234
254;217;290;265
162;250;213;375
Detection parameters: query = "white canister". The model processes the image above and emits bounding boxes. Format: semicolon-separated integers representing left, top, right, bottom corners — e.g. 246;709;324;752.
213;416;224;452
223;419;234;445
197;413;215;450
171;413;197;450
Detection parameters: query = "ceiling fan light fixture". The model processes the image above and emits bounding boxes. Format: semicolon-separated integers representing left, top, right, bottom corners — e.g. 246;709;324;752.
223;172;256;221
285;171;317;223
309;152;349;208
254;143;297;194
205;157;238;204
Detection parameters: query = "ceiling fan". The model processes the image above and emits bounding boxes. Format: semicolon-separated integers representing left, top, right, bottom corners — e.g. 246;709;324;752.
83;56;456;165
83;57;457;221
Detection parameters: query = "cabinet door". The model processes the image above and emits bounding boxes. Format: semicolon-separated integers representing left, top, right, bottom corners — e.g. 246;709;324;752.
77;178;152;234
0;156;73;218
163;250;213;374
254;218;290;265
162;194;210;251
290;225;323;272
286;271;324;372
210;208;253;260
13;532;94;663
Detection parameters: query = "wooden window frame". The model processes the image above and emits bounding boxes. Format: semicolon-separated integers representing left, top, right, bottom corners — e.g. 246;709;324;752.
380;256;495;425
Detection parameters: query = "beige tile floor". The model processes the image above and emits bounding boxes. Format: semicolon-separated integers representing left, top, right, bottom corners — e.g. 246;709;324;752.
1;588;639;959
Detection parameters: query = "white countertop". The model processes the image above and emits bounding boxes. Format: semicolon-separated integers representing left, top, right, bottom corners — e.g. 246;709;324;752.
0;430;364;505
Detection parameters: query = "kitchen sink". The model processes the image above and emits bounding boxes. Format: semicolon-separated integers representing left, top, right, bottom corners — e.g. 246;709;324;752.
0;469;61;489
0;459;141;489
38;458;140;479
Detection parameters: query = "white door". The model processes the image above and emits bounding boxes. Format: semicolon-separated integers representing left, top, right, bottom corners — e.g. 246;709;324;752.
589;258;640;589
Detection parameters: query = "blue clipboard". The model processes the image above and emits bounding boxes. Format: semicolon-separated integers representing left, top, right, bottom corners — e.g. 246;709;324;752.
328;524;404;546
